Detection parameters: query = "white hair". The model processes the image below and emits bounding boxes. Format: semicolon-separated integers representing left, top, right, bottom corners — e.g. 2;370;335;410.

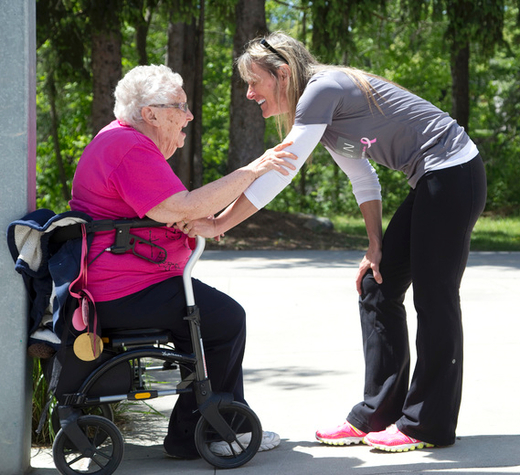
113;64;184;127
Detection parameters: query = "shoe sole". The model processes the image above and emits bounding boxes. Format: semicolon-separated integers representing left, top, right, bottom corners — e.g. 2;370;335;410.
365;440;435;452
210;435;280;456
316;436;365;446
259;442;280;451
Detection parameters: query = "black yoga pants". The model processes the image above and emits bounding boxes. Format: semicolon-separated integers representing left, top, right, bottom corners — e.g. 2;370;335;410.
348;155;487;446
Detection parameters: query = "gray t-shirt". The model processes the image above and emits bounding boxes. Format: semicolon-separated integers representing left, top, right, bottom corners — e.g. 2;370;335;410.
295;70;473;188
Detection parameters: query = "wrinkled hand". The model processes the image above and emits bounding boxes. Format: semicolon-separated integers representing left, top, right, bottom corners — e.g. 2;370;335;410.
355;246;383;295
176;216;223;240
248;141;297;178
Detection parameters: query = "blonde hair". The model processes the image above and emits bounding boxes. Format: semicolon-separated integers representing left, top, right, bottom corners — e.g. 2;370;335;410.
237;31;382;138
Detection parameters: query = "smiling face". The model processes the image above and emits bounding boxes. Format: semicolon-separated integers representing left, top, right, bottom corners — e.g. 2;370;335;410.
142;88;194;158
156;89;194;157
245;62;289;118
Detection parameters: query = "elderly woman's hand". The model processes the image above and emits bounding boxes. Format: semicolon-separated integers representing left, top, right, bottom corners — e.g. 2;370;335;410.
246;141;297;178
176;216;223;240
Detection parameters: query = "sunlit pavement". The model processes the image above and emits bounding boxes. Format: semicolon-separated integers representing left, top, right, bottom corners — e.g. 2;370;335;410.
31;250;520;474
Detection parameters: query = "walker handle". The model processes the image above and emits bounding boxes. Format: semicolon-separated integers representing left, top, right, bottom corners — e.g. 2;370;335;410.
183;236;206;307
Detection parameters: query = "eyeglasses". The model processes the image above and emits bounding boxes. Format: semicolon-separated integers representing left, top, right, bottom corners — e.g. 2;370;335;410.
148;102;189;112
260;38;289;64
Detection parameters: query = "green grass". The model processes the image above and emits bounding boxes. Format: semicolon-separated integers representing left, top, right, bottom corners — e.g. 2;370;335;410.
470;215;520;251
31;359;57;446
332;215;520;252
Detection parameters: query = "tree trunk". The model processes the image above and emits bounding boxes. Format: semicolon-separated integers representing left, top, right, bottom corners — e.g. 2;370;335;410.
166;10;203;190
450;42;470;132
90;1;122;134
227;0;268;173
135;6;152;66
191;1;204;189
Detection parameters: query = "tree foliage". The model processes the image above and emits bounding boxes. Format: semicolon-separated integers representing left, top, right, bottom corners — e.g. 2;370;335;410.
35;0;520;217
308;0;387;63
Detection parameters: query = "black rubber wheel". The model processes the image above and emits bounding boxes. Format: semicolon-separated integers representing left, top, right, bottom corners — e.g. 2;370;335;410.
53;415;124;475
194;401;262;469
51;404;115;437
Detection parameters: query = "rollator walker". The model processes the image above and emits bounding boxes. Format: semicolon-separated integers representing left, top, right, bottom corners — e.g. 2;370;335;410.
7;212;263;474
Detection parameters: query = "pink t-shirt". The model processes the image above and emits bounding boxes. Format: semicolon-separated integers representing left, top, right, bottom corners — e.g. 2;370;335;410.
69;120;192;302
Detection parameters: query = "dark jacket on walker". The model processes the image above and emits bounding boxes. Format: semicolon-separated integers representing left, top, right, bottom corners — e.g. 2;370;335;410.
7;208;93;349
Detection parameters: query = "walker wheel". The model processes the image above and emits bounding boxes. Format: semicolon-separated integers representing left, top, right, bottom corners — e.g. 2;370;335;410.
194;401;262;469
53;415;124;475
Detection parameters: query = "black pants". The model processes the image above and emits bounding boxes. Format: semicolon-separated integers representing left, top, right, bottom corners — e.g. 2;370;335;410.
96;277;247;455
348;156;487;446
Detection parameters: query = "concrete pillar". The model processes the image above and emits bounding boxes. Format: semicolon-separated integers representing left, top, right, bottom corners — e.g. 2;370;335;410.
0;1;37;474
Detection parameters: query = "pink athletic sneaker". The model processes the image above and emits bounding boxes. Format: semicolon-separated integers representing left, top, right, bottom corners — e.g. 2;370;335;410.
315;421;367;446
364;425;435;452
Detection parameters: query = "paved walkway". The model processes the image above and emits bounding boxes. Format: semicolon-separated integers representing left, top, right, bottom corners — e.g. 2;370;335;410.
30;250;520;474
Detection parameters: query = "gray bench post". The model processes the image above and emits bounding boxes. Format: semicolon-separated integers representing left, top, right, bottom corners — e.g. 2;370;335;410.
0;1;37;474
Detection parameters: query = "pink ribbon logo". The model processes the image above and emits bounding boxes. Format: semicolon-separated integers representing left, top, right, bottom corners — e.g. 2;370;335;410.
360;137;377;158
360;137;377;149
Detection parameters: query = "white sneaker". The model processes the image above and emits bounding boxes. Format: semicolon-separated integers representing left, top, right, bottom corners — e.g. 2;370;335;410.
209;431;280;456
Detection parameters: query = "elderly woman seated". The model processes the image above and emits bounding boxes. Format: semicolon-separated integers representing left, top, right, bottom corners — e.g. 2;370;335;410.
69;64;295;459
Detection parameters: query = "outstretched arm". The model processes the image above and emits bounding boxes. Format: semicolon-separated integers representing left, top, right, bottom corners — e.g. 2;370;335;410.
146;142;295;225
185;194;258;238
184;124;327;237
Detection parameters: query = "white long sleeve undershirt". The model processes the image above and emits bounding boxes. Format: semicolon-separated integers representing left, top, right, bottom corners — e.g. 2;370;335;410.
244;123;382;209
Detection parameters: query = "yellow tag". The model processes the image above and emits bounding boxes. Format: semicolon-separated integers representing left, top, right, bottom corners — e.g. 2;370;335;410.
73;332;104;361
135;392;151;400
